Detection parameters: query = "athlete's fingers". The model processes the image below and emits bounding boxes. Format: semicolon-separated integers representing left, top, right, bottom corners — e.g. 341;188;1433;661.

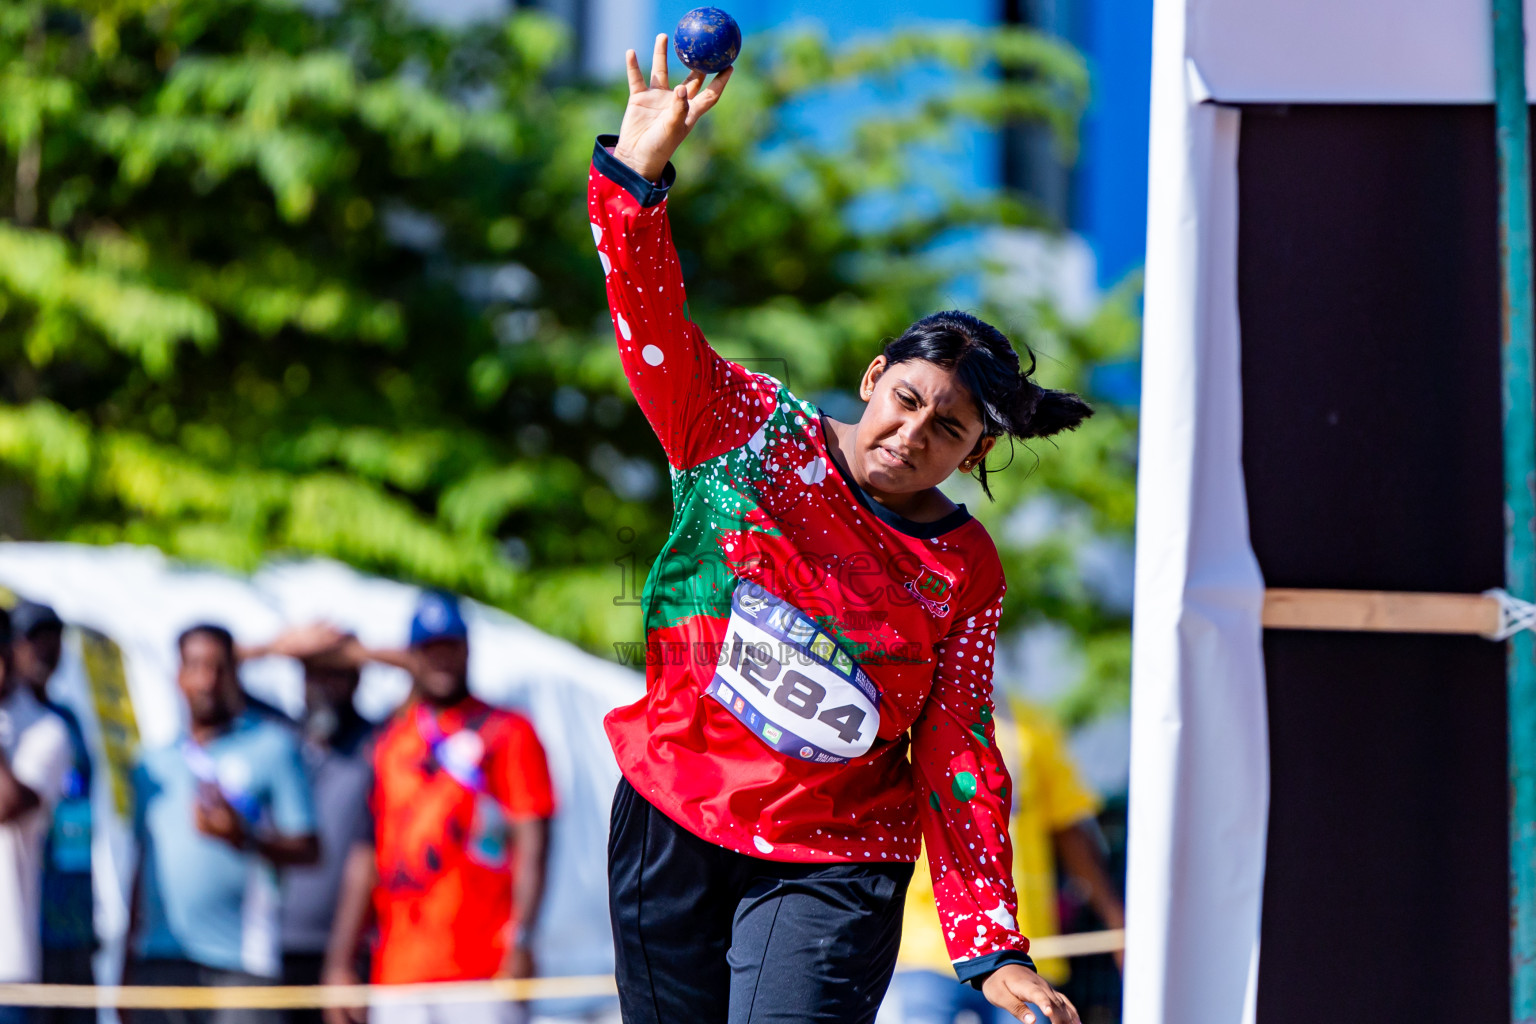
709;65;735;97
1011;992;1062;1024
625;48;645;94
685;66;733;126
1042;993;1079;1024
682;69;706;99
994;994;1034;1023
650;33;670;90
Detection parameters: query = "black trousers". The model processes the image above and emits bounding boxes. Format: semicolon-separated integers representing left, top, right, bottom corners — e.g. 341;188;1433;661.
123;959;279;1024
39;948;95;1024
280;953;325;1024
608;778;912;1024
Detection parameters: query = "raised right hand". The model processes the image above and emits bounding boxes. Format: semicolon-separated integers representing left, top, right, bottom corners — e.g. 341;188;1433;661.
612;34;732;183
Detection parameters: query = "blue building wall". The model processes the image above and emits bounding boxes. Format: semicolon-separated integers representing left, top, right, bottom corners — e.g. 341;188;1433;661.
654;0;1151;288
1072;0;1153;287
657;0;992;39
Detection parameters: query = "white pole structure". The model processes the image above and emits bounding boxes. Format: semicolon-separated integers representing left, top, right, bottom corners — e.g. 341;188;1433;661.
1124;2;1270;1023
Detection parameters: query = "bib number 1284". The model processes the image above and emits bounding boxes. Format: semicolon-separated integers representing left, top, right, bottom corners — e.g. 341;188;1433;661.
707;585;880;764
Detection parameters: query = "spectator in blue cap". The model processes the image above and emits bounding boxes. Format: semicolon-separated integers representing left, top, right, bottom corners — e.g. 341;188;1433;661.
317;590;554;1024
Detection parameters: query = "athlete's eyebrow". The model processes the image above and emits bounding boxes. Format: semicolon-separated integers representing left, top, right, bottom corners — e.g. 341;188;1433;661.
896;378;971;433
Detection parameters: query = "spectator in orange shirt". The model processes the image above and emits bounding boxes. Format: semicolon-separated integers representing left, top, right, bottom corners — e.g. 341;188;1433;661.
321;592;555;1024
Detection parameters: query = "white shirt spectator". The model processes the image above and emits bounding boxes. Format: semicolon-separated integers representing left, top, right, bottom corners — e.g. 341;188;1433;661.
0;685;72;982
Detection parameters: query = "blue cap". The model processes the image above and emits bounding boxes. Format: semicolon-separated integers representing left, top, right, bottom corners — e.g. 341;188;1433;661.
409;590;468;647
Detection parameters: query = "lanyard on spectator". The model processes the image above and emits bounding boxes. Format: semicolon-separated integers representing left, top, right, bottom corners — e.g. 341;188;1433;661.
415;704;488;795
179;737;263;824
413;704;511;870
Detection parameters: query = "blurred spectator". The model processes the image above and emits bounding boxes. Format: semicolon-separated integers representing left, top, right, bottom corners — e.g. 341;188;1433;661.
11;602;97;1022
126;624;319;1024
241;626;377;1024
323;592;555;1024
0;607;72;1024
884;699;1123;1024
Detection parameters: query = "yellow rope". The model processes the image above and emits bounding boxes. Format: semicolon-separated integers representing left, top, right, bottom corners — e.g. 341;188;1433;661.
0;931;1125;1008
0;976;617;1009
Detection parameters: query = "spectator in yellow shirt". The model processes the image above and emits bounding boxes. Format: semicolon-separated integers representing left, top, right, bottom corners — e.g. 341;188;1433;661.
881;699;1124;1024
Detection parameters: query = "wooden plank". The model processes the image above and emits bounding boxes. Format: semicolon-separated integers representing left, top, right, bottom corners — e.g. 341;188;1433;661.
1262;588;1501;635
1028;928;1125;959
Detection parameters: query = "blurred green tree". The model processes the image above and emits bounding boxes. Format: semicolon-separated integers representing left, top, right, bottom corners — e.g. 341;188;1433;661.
0;0;1133;721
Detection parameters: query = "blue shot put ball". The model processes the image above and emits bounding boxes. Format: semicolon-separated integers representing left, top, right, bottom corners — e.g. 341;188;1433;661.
674;7;742;74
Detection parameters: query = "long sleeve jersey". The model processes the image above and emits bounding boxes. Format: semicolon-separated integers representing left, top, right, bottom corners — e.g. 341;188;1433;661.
589;136;1033;983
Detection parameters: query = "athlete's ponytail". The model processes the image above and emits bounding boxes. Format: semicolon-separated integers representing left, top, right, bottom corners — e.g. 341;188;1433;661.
882;310;1093;498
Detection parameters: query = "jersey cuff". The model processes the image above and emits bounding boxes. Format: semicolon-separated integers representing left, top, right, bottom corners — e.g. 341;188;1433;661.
593;135;676;208
954;949;1037;989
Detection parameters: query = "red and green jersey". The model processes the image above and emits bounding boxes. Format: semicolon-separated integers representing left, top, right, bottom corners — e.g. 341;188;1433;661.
589;137;1032;980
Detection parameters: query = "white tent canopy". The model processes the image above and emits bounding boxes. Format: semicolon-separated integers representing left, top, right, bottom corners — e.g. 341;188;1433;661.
1186;0;1536;102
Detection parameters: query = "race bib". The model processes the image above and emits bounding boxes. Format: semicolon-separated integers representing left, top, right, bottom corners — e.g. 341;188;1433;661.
707;585;880;764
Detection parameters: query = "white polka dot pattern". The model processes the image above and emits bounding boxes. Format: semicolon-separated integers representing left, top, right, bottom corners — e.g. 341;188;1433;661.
910;585;1029;962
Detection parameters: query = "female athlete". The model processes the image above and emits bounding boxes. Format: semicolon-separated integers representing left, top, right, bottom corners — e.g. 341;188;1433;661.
591;36;1092;1024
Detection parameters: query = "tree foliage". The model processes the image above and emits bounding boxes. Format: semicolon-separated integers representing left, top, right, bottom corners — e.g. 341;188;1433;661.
0;0;1134;721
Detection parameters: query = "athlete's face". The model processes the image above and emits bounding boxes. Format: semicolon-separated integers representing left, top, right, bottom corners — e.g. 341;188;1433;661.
852;356;995;500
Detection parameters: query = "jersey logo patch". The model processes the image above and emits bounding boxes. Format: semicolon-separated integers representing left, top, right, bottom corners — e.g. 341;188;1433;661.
905;565;955;617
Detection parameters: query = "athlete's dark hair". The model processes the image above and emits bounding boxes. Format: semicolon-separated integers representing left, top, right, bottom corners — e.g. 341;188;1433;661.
882;310;1093;498
178;623;237;670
